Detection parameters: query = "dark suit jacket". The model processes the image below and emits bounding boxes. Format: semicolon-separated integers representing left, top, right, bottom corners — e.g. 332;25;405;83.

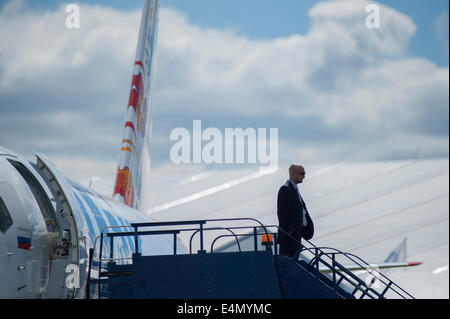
277;180;314;246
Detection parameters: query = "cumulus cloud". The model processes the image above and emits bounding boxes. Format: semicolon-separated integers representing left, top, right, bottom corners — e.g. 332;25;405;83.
0;1;140;180
153;0;448;165
0;0;448;181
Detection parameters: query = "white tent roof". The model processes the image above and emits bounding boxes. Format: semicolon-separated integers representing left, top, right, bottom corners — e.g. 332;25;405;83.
89;158;449;298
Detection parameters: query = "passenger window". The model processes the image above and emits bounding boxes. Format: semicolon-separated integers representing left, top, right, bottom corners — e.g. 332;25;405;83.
0;196;13;234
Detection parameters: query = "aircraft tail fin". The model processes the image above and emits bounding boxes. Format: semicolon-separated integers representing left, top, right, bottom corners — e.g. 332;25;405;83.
384;238;407;263
113;0;159;211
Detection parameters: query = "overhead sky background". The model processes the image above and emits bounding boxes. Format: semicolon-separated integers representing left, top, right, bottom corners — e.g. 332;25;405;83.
0;0;448;182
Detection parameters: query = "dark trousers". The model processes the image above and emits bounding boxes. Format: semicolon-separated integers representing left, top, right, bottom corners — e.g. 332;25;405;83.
279;237;302;258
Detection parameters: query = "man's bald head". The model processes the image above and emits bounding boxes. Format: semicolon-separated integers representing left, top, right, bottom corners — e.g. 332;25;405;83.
289;164;306;184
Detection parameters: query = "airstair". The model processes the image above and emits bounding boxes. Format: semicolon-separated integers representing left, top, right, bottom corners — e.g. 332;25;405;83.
86;218;414;299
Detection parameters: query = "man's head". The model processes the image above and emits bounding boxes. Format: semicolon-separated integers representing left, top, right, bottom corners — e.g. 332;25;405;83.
289;164;306;184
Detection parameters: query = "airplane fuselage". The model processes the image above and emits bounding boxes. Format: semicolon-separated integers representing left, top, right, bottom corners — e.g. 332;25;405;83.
0;146;175;298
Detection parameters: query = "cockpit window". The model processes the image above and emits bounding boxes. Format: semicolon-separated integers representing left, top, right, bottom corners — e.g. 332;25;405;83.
0;197;13;234
7;159;57;232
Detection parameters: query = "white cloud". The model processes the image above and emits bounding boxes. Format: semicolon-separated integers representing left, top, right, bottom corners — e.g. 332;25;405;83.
309;0;416;56
154;0;433;126
0;1;140;180
0;0;448;181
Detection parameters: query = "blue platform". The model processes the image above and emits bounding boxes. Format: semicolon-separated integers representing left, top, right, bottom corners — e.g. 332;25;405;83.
109;250;281;299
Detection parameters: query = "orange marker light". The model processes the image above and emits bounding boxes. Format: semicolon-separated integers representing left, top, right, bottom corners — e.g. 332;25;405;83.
261;234;273;246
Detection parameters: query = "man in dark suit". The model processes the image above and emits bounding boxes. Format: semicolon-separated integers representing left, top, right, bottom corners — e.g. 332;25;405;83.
277;164;314;258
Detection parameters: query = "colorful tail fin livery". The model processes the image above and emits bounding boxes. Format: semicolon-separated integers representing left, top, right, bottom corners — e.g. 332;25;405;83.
113;0;159;211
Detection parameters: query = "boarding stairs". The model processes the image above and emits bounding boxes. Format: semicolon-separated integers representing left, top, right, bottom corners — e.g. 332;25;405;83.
85;218;414;299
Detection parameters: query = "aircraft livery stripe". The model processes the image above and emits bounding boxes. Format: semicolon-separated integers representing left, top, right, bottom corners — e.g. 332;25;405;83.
135;61;145;72
80;193;107;235
73;192;97;247
121;147;134;155
122;139;137;153
101;209;132;257
116;215;140;253
124;121;137;140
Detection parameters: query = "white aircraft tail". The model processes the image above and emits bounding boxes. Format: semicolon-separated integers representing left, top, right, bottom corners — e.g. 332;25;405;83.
384;238;407;263
113;0;159;212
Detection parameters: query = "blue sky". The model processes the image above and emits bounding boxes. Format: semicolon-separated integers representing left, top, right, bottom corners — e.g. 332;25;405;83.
167;0;449;67
2;0;448;67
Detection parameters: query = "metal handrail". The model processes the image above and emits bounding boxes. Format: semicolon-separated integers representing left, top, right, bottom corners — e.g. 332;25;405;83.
308;252;381;299
190;225;269;254
88;218;271;268
298;245;414;299
262;224;414;299
202;217;272;243
209;226;275;253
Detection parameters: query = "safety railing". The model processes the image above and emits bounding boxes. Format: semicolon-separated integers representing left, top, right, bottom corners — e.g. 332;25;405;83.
86;218;275;298
272;225;415;299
